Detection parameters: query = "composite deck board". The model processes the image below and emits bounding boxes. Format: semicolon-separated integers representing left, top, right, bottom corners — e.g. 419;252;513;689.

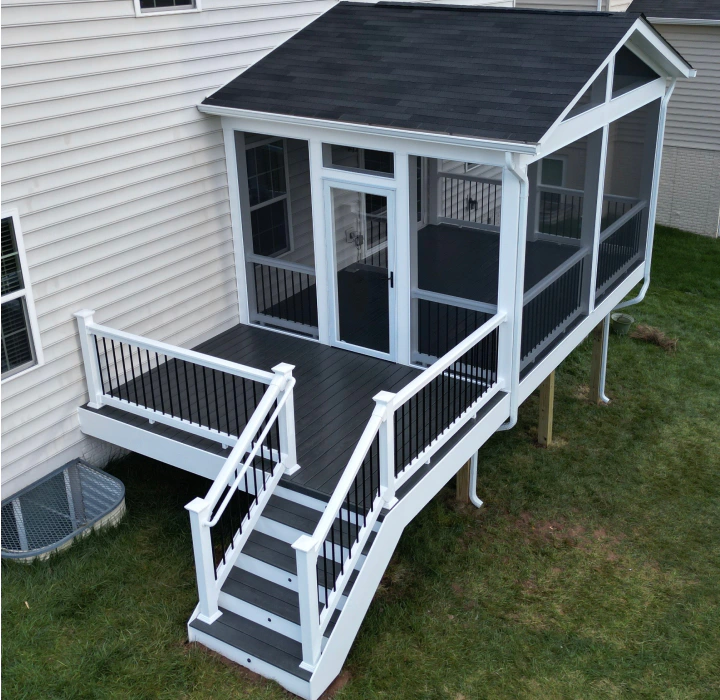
100;323;421;498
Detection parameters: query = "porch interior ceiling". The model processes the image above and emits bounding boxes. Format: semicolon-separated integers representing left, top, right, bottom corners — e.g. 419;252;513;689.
202;2;641;144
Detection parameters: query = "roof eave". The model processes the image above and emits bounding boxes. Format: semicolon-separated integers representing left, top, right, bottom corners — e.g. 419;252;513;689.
646;17;720;26
197;103;540;155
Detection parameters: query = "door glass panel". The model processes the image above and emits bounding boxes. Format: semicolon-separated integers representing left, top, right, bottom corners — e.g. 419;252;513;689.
331;187;390;354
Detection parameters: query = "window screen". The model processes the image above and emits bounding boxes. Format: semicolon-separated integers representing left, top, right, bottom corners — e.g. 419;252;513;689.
2;217;36;377
612;47;660;98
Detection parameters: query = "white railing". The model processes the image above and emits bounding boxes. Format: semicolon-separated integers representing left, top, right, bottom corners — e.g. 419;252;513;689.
292;311;507;670
75;310;276;448
74;310;298;626
535;184;639;241
437;171;502;230
186;362;297;623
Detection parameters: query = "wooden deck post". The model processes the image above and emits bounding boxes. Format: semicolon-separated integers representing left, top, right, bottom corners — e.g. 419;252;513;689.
590;321;604;404
538;370;555;447
455;460;472;504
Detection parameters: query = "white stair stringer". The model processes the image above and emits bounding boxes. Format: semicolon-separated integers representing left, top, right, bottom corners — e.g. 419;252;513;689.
306;391;510;698
188;392;510;699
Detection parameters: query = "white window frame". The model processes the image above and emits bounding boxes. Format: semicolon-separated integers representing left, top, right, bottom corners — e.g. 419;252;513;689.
245;137;295;258
133;0;202;18
1;209;43;383
539;155;568;188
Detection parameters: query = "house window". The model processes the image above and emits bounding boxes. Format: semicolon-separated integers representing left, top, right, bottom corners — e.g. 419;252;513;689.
135;0;199;14
1;213;42;380
540;157;566;188
246;139;292;257
325;145;394;177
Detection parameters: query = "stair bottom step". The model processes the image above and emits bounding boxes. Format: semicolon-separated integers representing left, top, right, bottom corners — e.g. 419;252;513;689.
189;607;311;682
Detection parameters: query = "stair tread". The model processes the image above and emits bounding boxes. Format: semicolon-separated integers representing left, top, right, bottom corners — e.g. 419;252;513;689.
222;568;343;636
190;608;311;681
223;569;301;623
244;530;296;574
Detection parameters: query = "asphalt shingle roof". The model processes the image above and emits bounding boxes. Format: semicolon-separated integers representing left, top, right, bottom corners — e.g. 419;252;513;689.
203;2;640;144
628;0;720;21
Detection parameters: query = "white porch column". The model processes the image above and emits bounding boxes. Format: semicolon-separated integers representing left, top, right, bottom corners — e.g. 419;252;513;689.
496;156;526;401
308;139;331;344
394;151;412;365
222;124;251;324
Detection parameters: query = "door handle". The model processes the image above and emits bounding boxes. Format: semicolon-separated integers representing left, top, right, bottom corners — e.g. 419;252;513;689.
388;271;394;288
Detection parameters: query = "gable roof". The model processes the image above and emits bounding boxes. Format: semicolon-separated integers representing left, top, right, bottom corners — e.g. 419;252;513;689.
628;0;720;21
202;3;641;144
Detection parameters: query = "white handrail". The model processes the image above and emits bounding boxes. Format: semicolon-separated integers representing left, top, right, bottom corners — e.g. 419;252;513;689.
411;288;497;316
186;363;297;625
438;171;502;187
523;247;590;306
246;253;316;277
599;200;647;243
204;378;287;522
394;311;507;408
83;317;275;384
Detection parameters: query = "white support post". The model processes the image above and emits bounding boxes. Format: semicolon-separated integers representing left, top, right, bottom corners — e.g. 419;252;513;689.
374;390;396;505
272;363;298;474
186;497;221;624
526;161;539;242
223;126;251;325
74;309;104;409
293;534;322;671
496;163;523;394
580;127;607;314
308;139;331;344
394;151;412;365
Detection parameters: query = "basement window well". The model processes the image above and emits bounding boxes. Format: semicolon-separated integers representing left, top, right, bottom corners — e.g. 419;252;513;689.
1;460;126;562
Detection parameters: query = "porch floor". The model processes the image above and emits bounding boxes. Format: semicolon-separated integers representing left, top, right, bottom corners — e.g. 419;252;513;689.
418;224;577;304
89;324;420;497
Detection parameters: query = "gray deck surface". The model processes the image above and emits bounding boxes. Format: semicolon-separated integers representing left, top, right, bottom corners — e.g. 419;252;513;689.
91;324;420;497
418;224;576;304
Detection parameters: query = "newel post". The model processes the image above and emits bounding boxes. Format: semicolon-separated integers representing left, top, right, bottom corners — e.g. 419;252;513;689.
186;497;221;624
272;363;298;474
374;391;396;505
293;534;322;670
74;309;104;409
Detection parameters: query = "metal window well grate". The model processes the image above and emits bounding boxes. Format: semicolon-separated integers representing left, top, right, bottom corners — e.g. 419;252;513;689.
1;459;125;562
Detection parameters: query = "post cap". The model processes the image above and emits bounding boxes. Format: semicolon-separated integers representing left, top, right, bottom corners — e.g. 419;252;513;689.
74;309;96;319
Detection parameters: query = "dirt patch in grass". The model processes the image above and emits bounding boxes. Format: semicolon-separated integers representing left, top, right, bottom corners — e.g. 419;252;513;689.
630;324;678;353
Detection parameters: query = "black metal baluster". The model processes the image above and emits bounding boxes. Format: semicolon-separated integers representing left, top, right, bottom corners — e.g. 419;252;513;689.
173;358;183;421
110;340;122;400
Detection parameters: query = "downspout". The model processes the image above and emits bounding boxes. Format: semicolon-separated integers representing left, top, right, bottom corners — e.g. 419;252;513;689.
469;152;528;509
597;79;676;403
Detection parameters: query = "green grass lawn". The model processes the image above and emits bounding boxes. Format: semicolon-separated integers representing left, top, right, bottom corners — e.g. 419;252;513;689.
3;226;719;699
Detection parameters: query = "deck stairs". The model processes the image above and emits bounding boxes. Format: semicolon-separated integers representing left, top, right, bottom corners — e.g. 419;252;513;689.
187;383;509;699
188;483;378;697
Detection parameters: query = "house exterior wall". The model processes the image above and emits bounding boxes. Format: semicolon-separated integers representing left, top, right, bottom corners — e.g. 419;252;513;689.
0;0;339;498
651;23;720;237
515;1;632;10
0;0;516;498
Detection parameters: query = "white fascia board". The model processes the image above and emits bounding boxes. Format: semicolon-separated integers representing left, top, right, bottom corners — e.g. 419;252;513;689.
647;17;720;27
630;19;697;77
536;17;694;153
198;104;538;165
535;78;666;159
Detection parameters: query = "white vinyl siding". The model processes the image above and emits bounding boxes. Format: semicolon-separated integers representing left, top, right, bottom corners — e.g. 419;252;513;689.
0;0;520;494
651;24;720;152
0;0;338;496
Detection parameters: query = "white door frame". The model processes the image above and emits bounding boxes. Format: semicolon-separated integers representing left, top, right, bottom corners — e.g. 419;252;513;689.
323;177;398;361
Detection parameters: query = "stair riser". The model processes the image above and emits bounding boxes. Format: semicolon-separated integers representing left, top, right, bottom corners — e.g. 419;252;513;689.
274;486;329;513
218;591;302;642
234;555;348;611
188;623;311;699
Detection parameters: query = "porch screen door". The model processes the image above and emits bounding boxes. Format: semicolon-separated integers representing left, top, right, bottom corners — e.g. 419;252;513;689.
326;183;395;357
